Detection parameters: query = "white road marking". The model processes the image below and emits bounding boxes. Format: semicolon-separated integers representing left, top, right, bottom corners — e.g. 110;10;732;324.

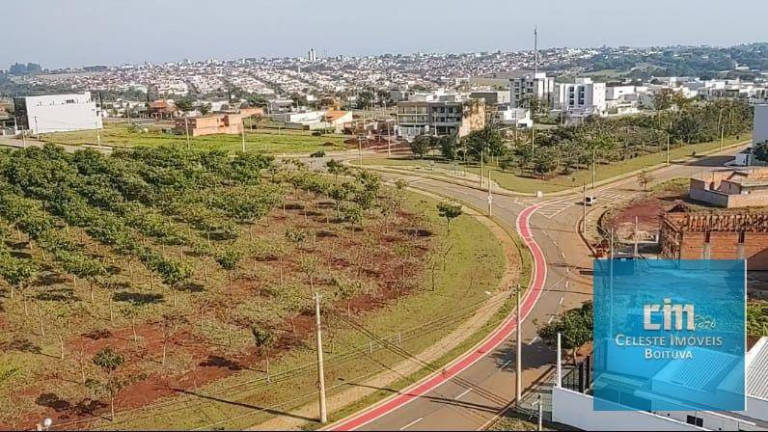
565;281;570;290
559;296;564;305
500;359;513;369
531;336;541;344
455;388;473;400
399;418;424;430
548;316;555;324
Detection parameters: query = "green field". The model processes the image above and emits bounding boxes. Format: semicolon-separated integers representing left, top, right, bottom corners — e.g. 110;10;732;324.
356;136;749;194
38;122;351;155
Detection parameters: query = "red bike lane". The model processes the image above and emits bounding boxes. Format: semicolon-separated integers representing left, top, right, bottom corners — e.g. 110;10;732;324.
328;204;547;431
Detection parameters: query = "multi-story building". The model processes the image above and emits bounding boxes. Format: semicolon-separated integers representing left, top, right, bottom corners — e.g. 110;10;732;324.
509;72;554;109
554;78;607;119
395;100;485;139
13;92;102;134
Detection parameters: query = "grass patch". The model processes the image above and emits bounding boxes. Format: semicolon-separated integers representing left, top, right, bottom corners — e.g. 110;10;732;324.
38;122;351;154
356;135;749;194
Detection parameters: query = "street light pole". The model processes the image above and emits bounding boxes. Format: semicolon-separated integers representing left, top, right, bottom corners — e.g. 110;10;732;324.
666;134;670;166
314;293;328;424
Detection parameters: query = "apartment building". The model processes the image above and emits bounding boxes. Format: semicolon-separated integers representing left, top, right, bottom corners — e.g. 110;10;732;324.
554;78;607;119
395;100;485;139
13;91;102;134
509;72;555;109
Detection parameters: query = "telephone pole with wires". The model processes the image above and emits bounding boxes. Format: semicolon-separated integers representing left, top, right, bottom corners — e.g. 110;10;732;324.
314;293;328;423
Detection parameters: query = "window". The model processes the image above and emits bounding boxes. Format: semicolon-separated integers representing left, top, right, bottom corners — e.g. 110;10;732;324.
686;415;703;427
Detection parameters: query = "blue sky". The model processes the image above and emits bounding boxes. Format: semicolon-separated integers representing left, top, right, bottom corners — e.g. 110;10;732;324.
4;0;768;68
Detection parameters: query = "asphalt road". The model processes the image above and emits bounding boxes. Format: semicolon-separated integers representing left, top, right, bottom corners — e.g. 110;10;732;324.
326;144;748;431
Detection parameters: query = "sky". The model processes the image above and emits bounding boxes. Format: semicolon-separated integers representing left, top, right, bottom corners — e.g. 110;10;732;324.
4;0;768;69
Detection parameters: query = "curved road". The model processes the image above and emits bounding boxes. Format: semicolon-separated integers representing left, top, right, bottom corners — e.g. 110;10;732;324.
322;143;747;432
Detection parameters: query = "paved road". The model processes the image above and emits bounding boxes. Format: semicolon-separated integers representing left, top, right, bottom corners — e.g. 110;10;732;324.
326;145;747;431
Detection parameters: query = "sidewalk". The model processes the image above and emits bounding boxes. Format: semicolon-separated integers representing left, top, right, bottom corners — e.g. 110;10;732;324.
248;190;523;431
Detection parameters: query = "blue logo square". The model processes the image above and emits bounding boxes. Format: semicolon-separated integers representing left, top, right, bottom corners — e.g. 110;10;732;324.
593;259;746;411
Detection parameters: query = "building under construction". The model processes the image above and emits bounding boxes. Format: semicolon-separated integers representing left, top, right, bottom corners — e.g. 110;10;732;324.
660;209;768;270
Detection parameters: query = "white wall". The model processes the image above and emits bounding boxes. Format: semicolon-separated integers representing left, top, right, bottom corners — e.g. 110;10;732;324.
754;105;768;145
552;387;705;431
23;92;102;134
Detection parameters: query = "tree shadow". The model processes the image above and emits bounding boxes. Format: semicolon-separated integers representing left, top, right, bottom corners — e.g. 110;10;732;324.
72;398;107;417
36;393;71;413
112;291;165;305
316;230;337;238
199;355;242;371
34;273;70;286
490;339;556;373
35;287;79;302
683;155;734;167
401;228;433;237
172;388;318;422
83;329;112;340
176;283;204;293
1;338;43;355
9;250;32;259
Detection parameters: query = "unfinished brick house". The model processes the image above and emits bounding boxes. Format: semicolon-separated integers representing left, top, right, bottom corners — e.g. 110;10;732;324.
660;209;768;270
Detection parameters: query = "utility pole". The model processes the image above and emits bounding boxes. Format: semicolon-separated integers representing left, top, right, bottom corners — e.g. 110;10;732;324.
515;285;522;406
358;135;363;166
582;185;587;235
480;150;484;188
666;134;670;166
96;120;101;148
556;332;562;387
591;148;596;189
314;293;328;424
387;119;392;158
487;170;493;217
537;395;543;431
34;116;39;139
241;125;246;153
185;116;190;150
634;216;639;258
533;26;539;77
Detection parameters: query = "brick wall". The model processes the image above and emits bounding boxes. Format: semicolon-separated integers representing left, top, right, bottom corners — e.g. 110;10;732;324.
678;231;768;270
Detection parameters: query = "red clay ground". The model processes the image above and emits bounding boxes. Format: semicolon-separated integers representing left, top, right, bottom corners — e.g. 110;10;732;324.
2;200;432;430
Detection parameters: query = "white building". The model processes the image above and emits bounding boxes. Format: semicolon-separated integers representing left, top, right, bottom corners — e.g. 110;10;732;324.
509;72;555;109
554;78;607;118
496;106;532;128
13;92;102;134
754;104;768;145
552;337;768;431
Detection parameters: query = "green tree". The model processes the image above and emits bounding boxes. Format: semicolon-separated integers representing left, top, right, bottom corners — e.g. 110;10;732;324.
754;141;768;163
251;326;276;383
90;347;126;421
538;302;593;365
436;202;462;234
410;135;433;159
